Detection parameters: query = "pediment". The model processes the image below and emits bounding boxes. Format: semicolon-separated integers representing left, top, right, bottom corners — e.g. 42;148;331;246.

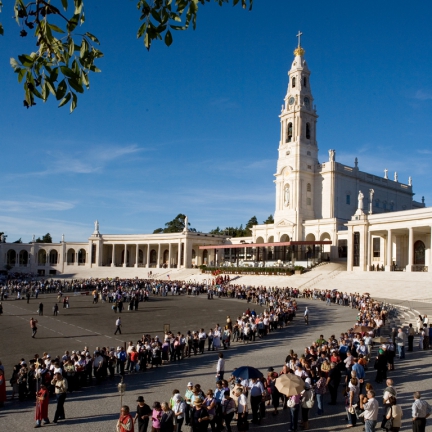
276;219;294;227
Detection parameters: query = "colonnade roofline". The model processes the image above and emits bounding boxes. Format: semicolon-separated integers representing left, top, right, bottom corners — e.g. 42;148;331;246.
199;241;332;250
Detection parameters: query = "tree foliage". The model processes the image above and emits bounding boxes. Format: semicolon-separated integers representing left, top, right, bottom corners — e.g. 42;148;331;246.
263;214;274;224
1;0;253;112
35;233;53;243
209;215;257;237
153;213;196;233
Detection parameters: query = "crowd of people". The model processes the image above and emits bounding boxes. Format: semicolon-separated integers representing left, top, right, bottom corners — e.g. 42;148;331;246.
1;275;432;431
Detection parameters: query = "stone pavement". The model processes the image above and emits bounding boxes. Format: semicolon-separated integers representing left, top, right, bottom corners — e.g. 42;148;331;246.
1;295;431;431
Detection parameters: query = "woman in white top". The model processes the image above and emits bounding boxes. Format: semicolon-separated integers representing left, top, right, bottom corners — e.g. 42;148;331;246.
384;396;403;431
346;377;360;428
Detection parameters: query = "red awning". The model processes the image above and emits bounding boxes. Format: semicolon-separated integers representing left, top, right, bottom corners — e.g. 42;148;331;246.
199;241;332;250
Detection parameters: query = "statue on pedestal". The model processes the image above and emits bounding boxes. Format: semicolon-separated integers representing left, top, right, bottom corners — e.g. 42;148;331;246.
384;169;388;179
328;149;335;162
183;215;189;232
394;172;398;182
94;220;99;233
357;190;364;211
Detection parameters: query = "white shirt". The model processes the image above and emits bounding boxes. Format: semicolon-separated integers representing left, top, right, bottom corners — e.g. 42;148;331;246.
237;394;247;413
216;358;225;373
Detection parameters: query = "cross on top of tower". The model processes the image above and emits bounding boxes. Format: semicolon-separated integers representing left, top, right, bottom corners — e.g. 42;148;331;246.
293;31;305;57
296;31;303;48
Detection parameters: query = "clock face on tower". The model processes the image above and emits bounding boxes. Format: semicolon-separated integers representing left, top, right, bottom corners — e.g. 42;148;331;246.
289;97;295;105
304;97;310;108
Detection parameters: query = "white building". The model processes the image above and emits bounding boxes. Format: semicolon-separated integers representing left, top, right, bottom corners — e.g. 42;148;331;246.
0;34;430;275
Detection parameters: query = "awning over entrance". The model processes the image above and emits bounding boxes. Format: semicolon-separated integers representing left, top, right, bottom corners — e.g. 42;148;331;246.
198;241;332;250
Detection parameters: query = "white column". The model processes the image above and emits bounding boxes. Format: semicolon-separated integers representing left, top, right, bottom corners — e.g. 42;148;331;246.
347;227;353;271
407;227;413;272
168;243;172;268
366;231;371;271
135;244;139;268
146;244;150;268
184;237;193;269
178;240;182;268
157;243;161;268
123;244;127;267
386;229;392;271
111;244;115;267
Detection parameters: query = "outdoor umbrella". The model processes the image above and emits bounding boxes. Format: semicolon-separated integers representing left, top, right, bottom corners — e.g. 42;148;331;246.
353;325;374;333
275;374;305;396
373;336;389;343
231;366;263;380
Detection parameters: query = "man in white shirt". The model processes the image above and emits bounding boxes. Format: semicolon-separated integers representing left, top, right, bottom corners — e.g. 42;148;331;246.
360;389;379;432
216;353;225;381
236;388;248;430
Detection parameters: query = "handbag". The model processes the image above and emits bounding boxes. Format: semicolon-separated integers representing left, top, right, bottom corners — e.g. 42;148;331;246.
287;398;296;408
382;406;393;429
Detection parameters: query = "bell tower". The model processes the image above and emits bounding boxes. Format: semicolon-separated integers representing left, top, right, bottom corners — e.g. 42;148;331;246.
274;32;319;240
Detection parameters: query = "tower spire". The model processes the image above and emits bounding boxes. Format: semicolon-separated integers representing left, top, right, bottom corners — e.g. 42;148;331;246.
294;31;305;57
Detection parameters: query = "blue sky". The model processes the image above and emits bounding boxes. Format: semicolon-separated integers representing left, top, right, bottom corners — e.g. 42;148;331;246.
1;0;432;242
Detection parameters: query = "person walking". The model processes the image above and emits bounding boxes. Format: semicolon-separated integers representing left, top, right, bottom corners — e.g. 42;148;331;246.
35;383;50;427
134;396;152;432
53;304;59;316
396;328;406;359
38;302;44;316
411;391;432;432
408;323;415;351
360;389;379;432
117;405;135;432
304;307;309;325
115;317;122;335
216;353;225;382
384;396;403;432
51;372;68;423
30;317;38;338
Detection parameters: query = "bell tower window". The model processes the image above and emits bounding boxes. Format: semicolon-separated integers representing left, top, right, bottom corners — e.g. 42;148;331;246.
307;183;311;192
292;77;296;88
303;77;307;87
306;123;311;139
287;122;293;142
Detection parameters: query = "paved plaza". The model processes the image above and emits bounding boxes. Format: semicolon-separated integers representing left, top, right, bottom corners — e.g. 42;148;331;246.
1;289;432;431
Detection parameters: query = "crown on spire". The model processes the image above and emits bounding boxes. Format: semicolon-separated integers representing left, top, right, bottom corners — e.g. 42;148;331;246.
293;30;305;56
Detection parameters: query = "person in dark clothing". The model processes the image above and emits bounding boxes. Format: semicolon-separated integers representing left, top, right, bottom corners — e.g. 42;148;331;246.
134;396;152;432
326;362;341;405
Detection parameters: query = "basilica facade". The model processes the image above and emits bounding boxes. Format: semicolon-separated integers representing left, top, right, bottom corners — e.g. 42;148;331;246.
1;37;431;275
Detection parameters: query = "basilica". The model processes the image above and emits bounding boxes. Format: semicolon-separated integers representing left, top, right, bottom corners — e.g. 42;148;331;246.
1;36;431;275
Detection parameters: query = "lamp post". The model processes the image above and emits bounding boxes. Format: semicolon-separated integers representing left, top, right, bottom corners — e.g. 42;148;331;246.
118;377;126;409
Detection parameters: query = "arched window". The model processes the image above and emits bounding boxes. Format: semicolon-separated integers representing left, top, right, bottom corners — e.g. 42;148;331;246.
150;249;157;264
303;77;307;87
287;122;293;142
292;77;296;88
202;250;208;264
307;197;312;206
307;183;311;192
7;250;16;266
306;122;311;139
78;249;86;264
414;240;425;265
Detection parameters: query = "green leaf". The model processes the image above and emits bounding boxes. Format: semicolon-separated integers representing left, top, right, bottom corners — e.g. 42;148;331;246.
61;0;68;10
68;38;75;57
70;92;78;113
68;77;83;93
60;66;77;79
67;14;79;33
46;80;56;96
17;54;34;67
56;79;67;100
58;92;71;108
164;30;173;46
84;32;100;44
48;23;65;34
0;23;3;36
18;68;26;83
